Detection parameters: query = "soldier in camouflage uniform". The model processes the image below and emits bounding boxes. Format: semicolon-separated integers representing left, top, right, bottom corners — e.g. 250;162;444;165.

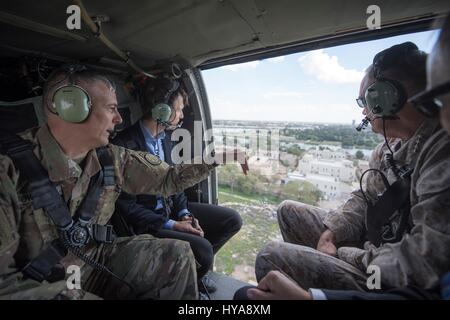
255;42;450;292
0;67;219;299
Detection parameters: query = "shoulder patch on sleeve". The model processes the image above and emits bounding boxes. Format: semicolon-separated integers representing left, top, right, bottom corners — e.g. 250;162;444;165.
132;151;162;166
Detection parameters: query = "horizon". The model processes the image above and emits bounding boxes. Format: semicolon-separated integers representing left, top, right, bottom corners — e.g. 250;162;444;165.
213;119;358;125
203;30;438;124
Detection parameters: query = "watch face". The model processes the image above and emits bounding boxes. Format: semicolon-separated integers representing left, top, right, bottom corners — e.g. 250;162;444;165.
68;223;91;247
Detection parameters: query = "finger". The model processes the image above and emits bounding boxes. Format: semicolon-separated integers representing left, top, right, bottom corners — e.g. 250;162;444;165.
188;226;203;236
324;243;336;253
256;275;272;292
246;288;272;300
328;249;337;257
197;226;205;237
194;219;203;232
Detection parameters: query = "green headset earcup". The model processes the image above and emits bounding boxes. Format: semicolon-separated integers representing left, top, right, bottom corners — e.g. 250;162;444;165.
53;85;91;123
152;103;173;123
365;79;407;117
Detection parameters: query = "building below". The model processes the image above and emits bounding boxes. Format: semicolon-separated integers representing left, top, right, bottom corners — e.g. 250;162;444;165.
286;147;356;200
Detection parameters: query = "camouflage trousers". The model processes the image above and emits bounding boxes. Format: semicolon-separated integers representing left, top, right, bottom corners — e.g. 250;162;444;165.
255;200;368;290
0;234;198;300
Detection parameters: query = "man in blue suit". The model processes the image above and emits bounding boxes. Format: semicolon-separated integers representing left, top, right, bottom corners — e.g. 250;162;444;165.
113;77;242;295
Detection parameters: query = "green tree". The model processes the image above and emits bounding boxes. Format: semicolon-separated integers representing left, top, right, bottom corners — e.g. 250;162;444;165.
236;173;258;194
281;124;382;148
279;159;290;167
217;164;241;192
355;150;364;160
286;145;305;157
279;180;322;206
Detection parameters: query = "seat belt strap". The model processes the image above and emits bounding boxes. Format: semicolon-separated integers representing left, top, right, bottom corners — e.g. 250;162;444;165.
21;240;67;282
1;132;72;229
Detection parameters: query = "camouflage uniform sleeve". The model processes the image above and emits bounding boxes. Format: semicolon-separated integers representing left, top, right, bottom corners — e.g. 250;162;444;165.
357;131;450;289
323;142;386;245
0;155;21;276
111;145;216;197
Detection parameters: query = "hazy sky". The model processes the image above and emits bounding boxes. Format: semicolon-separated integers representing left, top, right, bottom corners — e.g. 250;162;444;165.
202;30;438;124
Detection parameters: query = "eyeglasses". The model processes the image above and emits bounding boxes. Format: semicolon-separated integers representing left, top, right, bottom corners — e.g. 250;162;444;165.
356;97;366;108
409;81;450;117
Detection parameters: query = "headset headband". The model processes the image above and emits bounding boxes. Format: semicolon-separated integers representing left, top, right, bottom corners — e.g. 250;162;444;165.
372;42;419;79
63;64;88;84
161;79;180;104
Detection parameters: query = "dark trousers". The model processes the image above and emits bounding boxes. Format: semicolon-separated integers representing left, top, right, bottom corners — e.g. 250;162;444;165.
153;203;242;279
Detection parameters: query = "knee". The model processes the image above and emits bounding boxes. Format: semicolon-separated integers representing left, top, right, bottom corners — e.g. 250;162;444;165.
277;200;298;214
277;200;297;222
255;241;282;281
277;200;309;225
229;209;243;233
257;241;281;261
218;207;243;235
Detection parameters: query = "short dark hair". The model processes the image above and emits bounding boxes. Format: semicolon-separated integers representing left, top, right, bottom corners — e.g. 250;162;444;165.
367;42;428;95
141;77;188;118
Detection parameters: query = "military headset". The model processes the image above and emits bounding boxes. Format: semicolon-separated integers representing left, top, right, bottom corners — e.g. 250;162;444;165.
47;64;94;123
361;42;419;118
145;77;181;126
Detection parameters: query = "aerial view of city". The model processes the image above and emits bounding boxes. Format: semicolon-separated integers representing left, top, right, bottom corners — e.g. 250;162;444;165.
212;119;382;284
